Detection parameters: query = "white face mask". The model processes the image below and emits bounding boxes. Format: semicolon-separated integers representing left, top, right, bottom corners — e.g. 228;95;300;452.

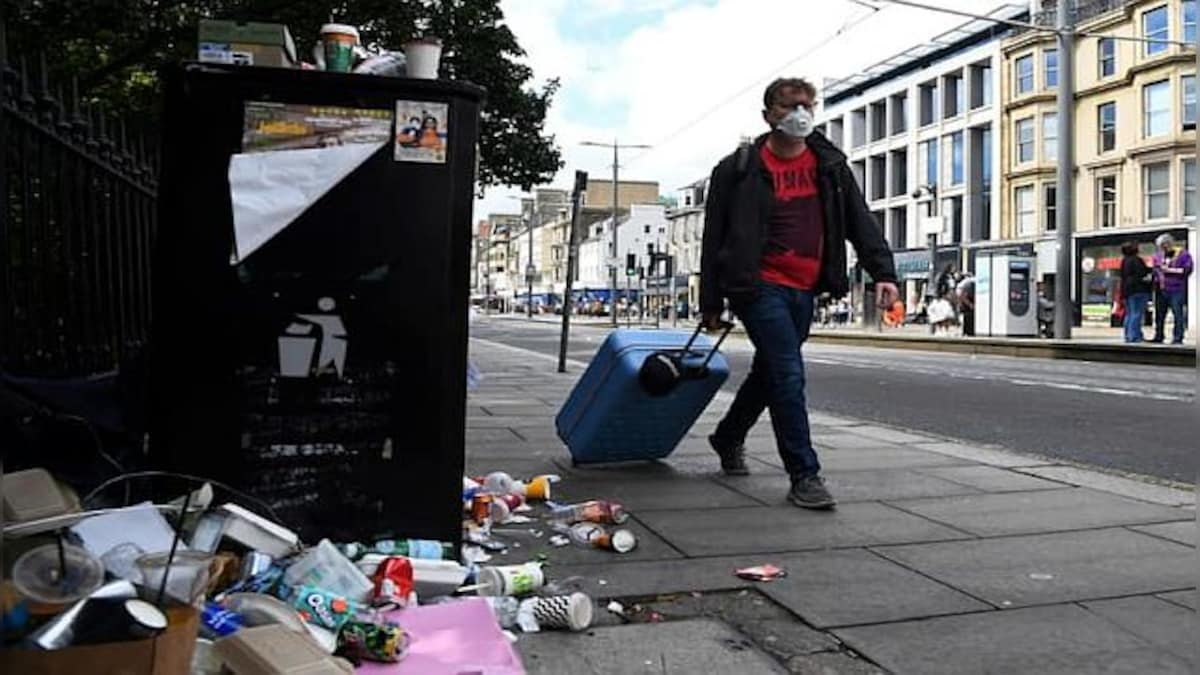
775;106;814;140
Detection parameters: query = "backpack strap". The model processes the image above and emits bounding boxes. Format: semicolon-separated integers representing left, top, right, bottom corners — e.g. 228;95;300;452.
734;143;752;176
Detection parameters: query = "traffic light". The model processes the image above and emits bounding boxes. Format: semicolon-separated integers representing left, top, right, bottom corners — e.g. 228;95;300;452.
626;253;637;277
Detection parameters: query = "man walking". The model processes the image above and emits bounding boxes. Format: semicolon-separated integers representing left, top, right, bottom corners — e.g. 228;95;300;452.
1151;234;1193;344
700;78;898;509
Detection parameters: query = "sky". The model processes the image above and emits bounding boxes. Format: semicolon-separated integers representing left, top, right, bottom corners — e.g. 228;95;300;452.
475;0;1028;220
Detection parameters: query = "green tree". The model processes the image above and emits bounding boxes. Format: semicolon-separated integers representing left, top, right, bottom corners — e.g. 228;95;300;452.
2;0;561;190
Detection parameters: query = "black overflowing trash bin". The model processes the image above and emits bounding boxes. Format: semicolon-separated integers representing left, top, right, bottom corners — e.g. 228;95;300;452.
149;63;482;546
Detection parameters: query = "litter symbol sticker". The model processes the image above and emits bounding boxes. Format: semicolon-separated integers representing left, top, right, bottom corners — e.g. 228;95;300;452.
278;297;348;378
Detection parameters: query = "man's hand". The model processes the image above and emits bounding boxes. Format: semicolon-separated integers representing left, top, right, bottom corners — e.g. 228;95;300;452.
875;282;900;310
701;311;725;332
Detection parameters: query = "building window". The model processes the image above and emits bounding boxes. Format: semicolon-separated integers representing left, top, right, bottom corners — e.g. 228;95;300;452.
1143;162;1170;220
888;206;908;248
890;92;908;135
1098;175;1118;228
1098;102;1117;152
1045;184;1057;232
981;126;993;239
950;132;964;185
852;108;867;147
1143;5;1168;56
1015;186;1035;236
1143;80;1170;137
870;100;888;142
870;155;887;201
891;148;908;197
1184;158;1196;218
1015;55;1034;95
944;73;963;119
1042;113;1058;162
1016;117;1034;163
1186;1;1197;44
1183;75;1196;128
1044;48;1058;89
923;138;938;187
919;81;938;126
970;63;992;109
1098;38;1116;78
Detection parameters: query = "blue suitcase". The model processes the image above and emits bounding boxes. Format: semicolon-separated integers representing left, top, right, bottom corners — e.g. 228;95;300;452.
556;325;732;464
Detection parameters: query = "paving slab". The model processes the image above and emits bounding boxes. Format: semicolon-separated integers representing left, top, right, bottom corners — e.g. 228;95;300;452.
487;515;684;566
911;441;1048;468
782;651;884;674
638;503;971;556
914;465;1066;493
479;404;557;417
1014;465;1195;507
464;456;567;481
873;528;1195;608
1157;590;1197;609
1129;521;1195;547
842;424;932;445
811;434;908;451
464;427;525;443
756;447;972;473
540;555;758;599
756;549;989;628
551;476;759;511
716;469;982;506
1081;596;1198;666
886;488;1185;537
835;604;1193;675
518;619;788;675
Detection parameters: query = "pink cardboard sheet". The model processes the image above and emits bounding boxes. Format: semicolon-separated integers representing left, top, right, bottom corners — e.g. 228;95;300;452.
356;598;525;675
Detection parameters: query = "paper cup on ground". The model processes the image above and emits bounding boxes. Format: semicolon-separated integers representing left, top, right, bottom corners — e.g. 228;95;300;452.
531;593;592;631
476;563;543;597
320;24;360;73
404;37;443;79
520;475;552;501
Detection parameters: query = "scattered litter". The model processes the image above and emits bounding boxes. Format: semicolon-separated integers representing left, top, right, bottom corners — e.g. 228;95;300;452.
647;611;663;623
549;535;570;547
606;601;625;616
735;564;787;582
598;579;608;586
1028;573;1054;581
690;591;703;599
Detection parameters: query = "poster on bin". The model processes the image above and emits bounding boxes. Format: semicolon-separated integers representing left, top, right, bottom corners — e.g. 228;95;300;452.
394;100;449;163
241;102;392;153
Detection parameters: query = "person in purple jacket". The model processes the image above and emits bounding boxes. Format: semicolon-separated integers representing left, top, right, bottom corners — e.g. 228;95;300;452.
1151;234;1193;345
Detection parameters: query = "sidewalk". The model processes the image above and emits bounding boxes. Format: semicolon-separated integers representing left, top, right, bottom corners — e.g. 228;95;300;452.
466;337;1196;674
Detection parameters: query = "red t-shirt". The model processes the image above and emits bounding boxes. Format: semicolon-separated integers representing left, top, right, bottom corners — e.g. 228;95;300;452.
759;143;824;290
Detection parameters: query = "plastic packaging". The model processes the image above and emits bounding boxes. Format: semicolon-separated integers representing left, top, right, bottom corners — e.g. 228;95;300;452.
284;539;373;603
290;585;358;631
565;522;637;553
336;618;409;663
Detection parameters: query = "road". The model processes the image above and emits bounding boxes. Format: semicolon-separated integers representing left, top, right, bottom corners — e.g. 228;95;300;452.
471;317;1196;484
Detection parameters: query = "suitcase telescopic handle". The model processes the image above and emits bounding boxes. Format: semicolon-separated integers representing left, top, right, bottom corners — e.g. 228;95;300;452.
681;321;734;370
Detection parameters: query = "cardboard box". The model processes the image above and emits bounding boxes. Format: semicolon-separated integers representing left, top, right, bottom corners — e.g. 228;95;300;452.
0;606;199;675
198;20;297;68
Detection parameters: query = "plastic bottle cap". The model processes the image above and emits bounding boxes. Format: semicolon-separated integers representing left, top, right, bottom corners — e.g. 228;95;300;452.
610;529;637;553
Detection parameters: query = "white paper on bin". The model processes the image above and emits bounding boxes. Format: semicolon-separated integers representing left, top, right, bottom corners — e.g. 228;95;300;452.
228;141;384;263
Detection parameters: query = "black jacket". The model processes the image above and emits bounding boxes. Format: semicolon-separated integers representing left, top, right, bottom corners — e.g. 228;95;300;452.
700;132;897;314
1120;254;1153;297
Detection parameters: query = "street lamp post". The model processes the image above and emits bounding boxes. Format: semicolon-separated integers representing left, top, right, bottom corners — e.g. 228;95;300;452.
581;139;651;326
913;183;940;335
526;212;535;319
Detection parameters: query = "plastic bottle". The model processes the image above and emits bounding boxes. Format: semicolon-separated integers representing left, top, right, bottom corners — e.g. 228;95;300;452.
369;539;456;560
485;596;520;629
550;500;629;525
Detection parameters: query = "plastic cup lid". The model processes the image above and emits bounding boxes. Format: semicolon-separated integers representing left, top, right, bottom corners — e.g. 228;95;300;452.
610;529;637;553
125;598;168;630
567;593;593;631
320;23;360;39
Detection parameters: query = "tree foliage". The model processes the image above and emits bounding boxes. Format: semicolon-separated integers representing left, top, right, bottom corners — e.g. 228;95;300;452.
3;0;562;189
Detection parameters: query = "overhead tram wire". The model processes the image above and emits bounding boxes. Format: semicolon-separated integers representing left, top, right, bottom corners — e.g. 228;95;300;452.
623;2;885;166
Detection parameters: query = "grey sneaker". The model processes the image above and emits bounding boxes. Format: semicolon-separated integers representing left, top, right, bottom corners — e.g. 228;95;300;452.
708;435;750;476
788;475;836;510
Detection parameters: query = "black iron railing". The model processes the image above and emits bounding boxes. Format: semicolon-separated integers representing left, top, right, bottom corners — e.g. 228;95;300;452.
1;18;158;377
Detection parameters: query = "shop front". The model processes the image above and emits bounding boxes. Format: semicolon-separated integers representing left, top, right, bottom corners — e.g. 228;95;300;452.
1075;228;1188;325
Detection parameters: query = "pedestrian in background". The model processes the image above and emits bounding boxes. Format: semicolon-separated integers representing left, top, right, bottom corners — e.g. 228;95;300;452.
956;272;975;337
1151;234;1193;345
700;76;898;509
1119;241;1153;344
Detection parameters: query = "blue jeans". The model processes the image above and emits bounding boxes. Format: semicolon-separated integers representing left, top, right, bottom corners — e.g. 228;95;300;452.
712;283;821;478
1123;292;1150;343
1154;290;1188;343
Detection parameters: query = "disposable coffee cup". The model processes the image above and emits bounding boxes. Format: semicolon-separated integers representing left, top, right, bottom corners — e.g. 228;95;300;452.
404;37;443;79
600;528;637;554
531;593;592;632
476;563;544;597
520;475;552;501
320;23;360;73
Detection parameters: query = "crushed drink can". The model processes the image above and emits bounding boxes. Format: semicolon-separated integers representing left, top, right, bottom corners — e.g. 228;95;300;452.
552;500;629;525
372;557;414;607
470;493;494;525
567;522;637;553
336;618;409;663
